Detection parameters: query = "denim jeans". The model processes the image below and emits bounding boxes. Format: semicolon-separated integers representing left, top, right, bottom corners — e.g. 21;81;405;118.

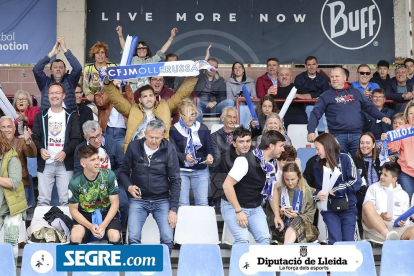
221;200;270;244
179;167;209;206
118;187;129;226
399;172;414;202
332;133;361;157
128;198;174;252
105;127;126;147
197;99;235;123
37;162;73;206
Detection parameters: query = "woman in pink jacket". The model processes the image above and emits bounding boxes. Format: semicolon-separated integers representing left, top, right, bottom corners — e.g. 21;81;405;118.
387;101;414;201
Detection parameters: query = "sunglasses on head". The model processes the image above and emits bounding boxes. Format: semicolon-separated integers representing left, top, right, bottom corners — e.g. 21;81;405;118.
358;72;371;76
137;46;148;50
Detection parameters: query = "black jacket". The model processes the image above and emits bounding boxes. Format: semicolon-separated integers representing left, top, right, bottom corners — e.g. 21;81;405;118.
352;156;381;194
362;106;394;139
370;72;391;90
118;138;181;210
303;155;318;190
77;102;94;138
385;77;414;101
211;145;239;198
294;71;330;98
211;127;231;166
73;135;124;177
32;108;81;172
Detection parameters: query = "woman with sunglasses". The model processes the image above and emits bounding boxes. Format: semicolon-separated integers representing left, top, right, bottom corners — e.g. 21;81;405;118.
169;99;214;207
116;25;178;92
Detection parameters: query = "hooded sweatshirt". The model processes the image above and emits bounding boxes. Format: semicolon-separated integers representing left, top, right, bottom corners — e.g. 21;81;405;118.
307;84;386;135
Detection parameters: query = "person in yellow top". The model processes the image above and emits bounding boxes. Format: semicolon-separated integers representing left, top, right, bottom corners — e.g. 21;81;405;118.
103;76;197;152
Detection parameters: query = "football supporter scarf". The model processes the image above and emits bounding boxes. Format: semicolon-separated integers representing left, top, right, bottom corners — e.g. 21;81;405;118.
378;126;414;165
174;119;202;167
253;148;277;205
280;186;303;227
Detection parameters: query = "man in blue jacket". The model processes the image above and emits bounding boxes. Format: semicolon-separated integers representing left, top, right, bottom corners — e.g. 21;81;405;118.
307;68;391;157
33;37;82;113
351;64;380;98
294;56;330;99
73;120;128;226
119;120;181;253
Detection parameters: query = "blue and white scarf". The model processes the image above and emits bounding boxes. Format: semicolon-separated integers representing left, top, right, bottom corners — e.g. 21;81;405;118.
280;186;303;227
378;126;414;165
174;119;202;167
253;148;277;205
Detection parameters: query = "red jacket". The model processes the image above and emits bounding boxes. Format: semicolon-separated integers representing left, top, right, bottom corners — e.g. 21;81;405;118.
14;106;40;130
256;73;280;98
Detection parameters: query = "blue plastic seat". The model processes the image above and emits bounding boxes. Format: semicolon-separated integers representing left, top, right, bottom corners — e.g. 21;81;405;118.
332;241;375;276
177;244;224;276
306;105;327;133
229;243;275;276
125;244;172;276
0;243;16;276
297;148;316;172
21;243;67;275
380;240;414;276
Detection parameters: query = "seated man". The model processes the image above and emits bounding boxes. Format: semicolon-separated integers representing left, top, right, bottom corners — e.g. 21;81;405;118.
74;120;128;226
195;58;234;122
370;60;391;89
362;162;414;241
385;65;414;111
404;58;414;81
119;120;180;253
362;88;394;140
69;145;122;244
351;64;380;98
211;106;238;166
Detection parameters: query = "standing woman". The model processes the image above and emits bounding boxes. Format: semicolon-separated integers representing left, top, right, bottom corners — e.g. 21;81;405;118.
353;132;381;221
169;99;214;206
12;90;40;132
116;25;178;91
387;101;414;201
314;133;362;244
267;163;319;244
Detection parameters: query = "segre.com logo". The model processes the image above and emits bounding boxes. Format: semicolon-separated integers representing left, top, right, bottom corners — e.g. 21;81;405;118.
55;245;163;272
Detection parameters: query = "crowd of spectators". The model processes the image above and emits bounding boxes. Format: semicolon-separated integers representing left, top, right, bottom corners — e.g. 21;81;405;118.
1;29;414;252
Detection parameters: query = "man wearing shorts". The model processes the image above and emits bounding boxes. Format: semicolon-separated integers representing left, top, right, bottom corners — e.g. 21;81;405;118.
362;162;414;241
68;145;122;244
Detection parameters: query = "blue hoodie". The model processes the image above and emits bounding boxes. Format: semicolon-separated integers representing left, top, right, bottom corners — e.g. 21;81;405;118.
307;85;386;135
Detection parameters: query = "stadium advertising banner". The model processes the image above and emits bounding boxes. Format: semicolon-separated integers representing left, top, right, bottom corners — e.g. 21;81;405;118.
86;0;394;64
0;0;57;64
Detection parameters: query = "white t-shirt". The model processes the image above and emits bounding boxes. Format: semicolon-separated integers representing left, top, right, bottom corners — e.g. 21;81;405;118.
46;109;66;164
228;157;249;182
98;147;111;169
363;182;409;223
107;108;126;129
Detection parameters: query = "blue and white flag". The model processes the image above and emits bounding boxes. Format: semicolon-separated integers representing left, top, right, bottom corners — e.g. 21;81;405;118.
99;60;214;84
378;126;414;165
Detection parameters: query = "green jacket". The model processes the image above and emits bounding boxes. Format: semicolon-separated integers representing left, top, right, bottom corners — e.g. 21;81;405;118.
0;148;28;216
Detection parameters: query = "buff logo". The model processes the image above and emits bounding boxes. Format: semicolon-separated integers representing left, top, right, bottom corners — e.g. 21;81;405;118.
320;0;381;50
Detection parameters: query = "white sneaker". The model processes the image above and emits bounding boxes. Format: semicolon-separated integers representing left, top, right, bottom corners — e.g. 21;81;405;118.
385;231;400;241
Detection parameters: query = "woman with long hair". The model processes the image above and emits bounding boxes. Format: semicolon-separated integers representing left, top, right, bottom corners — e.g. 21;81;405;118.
251;95;279;139
313;133;362;244
353;132;381;221
116;25;178;91
267;163;319;244
227;62;257;128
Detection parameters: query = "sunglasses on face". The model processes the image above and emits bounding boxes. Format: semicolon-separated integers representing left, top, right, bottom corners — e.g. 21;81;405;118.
358;72;371;76
137;46;148;50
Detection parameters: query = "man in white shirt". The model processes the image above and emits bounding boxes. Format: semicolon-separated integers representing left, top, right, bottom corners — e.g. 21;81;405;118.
362;162;414;241
33;83;81;206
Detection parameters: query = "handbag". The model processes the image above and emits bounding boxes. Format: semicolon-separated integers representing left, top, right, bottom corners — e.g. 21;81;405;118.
329;194;349;212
